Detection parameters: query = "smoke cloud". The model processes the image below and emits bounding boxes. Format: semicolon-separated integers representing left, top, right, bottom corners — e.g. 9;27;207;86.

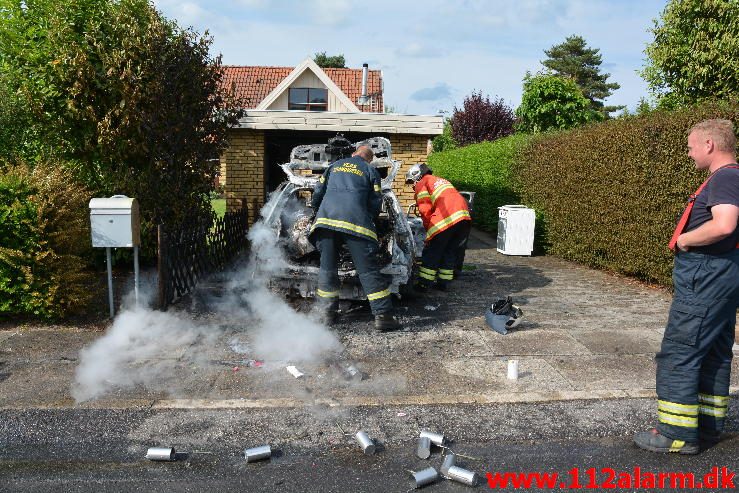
72;192;343;403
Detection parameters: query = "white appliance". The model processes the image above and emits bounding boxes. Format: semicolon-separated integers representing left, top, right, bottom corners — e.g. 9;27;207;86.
497;205;535;256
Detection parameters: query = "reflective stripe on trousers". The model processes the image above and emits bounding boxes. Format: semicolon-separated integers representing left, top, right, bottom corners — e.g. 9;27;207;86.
314;229;392;315
656;250;739;442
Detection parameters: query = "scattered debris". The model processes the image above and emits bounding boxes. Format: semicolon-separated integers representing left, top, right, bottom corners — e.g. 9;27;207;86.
355;431;376;455
410;467;439;488
328;359;365;381
485;296;524;335
239;359;265;368
423;304;439;311
228;339;251;354
416;436;431;459
446;466;479;486
507;359;519;380
419;430;446;446
244;445;272;463
286;365;304;378
396;412;407;417
440;452;456;477
146;447;176;462
232;366;240;372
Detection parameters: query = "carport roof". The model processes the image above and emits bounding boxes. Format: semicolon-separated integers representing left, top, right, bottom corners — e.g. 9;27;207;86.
236;110;443;135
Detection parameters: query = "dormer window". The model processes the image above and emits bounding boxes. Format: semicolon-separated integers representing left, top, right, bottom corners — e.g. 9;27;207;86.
288;88;328;111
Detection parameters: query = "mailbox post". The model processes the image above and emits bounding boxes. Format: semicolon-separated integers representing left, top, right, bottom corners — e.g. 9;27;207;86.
89;195;141;317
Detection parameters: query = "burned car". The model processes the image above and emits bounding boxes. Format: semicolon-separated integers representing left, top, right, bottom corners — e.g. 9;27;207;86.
262;137;419;300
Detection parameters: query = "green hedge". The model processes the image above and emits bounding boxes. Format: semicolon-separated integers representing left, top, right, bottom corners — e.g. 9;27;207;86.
0;162;95;319
515;100;739;285
428;134;533;231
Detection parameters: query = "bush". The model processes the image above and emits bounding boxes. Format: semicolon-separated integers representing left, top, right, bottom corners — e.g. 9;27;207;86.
0;161;95;319
427;134;533;232
431;118;458;153
450;91;515;146
515;99;739;285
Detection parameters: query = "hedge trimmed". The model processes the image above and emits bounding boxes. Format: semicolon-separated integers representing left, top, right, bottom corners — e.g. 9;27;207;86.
428;134;533;231
515;100;739;285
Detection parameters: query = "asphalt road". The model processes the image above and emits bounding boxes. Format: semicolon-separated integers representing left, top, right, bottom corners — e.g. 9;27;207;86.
2;404;738;492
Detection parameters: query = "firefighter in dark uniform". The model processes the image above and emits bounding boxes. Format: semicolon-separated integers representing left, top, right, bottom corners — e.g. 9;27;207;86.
635;119;739;455
309;145;402;331
406;163;471;291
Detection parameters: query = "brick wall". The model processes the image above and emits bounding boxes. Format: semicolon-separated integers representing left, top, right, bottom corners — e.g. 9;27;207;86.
221;129;265;223
389;134;432;209
220;130;431;222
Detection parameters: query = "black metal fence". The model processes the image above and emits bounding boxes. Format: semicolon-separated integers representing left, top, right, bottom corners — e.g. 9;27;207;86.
157;207;249;310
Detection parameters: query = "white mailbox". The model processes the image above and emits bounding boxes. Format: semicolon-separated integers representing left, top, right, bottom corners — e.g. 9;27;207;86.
89;195;140;248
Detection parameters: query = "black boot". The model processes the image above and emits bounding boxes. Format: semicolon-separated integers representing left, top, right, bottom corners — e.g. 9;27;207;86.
375;312;402;332
413;281;430;293
433;281;448;291
634;428;699;455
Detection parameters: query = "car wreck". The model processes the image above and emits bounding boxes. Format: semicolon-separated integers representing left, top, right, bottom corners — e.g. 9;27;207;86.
261;136;421;300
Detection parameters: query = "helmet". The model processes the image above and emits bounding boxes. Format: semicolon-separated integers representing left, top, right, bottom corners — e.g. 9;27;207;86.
405;163;431;184
485;296;524;335
326;134;354;160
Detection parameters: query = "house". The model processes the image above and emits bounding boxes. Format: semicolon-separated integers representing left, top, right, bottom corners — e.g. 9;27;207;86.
219;57;443;217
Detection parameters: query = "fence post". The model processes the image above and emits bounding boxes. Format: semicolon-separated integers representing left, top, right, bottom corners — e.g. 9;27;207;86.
157;224;167;310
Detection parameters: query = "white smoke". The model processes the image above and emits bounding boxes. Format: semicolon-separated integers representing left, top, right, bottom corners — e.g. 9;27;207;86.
72;192;343;403
71;305;217;402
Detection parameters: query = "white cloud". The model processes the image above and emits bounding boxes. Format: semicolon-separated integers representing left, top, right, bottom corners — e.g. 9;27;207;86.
410;83;453;102
310;0;351;26
396;42;444;58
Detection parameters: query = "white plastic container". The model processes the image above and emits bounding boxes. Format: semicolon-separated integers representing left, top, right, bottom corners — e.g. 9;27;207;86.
497;205;535;256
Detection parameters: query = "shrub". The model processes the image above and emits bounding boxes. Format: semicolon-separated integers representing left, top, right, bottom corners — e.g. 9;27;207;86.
427;134;533;232
431;118;458;153
450;91;515;146
0;161;95;319
515;99;739;285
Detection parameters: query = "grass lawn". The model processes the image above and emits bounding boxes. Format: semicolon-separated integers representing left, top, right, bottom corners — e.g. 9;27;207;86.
211;198;226;218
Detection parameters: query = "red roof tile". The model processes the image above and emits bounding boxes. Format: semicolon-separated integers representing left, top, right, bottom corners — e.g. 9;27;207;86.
221;65;383;112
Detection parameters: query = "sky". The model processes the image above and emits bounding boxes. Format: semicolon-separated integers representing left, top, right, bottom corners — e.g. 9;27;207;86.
151;0;668;116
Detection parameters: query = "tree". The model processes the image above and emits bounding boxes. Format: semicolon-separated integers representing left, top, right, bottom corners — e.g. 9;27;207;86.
515;73;595;133
450;91;515;146
313;52;346;68
542;35;623;117
0;0;244;256
635;97;655;116
431;118;458;153
641;0;739;107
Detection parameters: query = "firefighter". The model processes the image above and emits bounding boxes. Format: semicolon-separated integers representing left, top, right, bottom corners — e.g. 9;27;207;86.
309;145;402;331
406;163;471;291
634;119;739;454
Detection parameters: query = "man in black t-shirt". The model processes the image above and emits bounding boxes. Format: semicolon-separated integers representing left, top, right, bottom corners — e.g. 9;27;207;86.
635;119;739;455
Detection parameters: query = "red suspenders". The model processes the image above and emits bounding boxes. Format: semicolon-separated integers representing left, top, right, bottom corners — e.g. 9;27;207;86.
668;165;739;252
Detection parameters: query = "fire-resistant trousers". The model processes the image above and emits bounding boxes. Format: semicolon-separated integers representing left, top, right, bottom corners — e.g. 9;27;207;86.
656;249;739;442
417;220;471;288
314;229;392;315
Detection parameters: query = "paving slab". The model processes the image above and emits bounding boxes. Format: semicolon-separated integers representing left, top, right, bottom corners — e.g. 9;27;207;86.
570;329;664;355
477;327;592;356
546;354;657;391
